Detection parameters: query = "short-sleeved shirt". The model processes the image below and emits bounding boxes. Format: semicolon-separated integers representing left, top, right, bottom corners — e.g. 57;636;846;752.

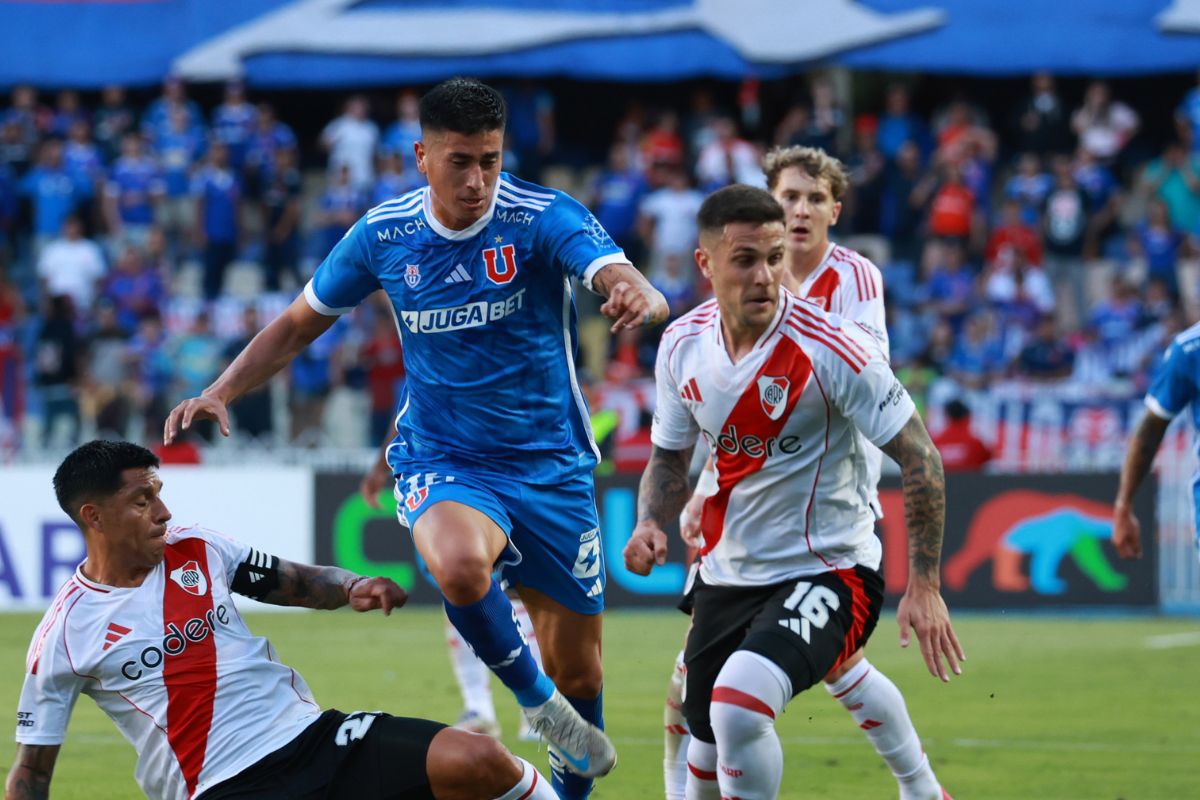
1145;322;1200;511
305;173;627;483
15;526;321;800
106;156;163;226
651;290;914;587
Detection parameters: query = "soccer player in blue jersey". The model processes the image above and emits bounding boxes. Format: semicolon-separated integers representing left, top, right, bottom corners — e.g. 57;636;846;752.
1114;321;1200;562
165;78;668;796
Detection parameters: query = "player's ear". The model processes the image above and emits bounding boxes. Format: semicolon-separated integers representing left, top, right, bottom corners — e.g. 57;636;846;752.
414;140;428;176
694;246;712;280
830;199;842;226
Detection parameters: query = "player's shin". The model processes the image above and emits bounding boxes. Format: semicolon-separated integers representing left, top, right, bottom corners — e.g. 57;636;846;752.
442;581;555;708
825;658;943;800
683;737;719;800
493;758;557;800
664;648;690;800
549;691;603;799
444;615;498;734
709;651;789;800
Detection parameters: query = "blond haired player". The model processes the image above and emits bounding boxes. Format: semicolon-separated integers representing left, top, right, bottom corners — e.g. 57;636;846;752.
650;183;957;799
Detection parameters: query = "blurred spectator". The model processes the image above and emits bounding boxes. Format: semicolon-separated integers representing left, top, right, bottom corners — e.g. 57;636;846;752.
141;75;202;143
103;244;165;333
382;90;422;170
321;95;378;193
1071;81;1139;164
931;399;993;472
641;110;684;178
94;85;134;162
986;198;1043;268
681;89;719;162
1088;278;1144;351
1177;69;1200;153
1012;72;1072;155
1003;153;1052;226
212;81;257;170
1073;147;1121;258
372;150;423;206
923;239;975;330
314;164;365;260
34;294;80;447
84;302;130;436
192;141;241;300
153;107;205;250
171;310;223;408
223;306;274;440
21;139;86;248
261;146;303;292
103;132;163;251
808;77;845;155
1042;155;1089;326
127;311;172;438
947;311;1004;390
0;119;32;175
1016;314;1074;380
50;90;86;139
652;252;699;319
244;102;297;197
916;158;975;246
36;216;105;312
587;144;647;260
362;310;405;444
880;140;925;262
695;117;763;190
504;81;555;181
0;271;25;428
290;320;344;444
1136;140;1200;234
4;85;50;150
1128;198;1185;296
843;116;886;234
638;166;703;282
985;249;1055;321
876;83;929;160
63;119;103;220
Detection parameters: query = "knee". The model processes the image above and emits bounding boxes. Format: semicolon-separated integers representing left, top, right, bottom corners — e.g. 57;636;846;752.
430;553;494;605
427;729;520;798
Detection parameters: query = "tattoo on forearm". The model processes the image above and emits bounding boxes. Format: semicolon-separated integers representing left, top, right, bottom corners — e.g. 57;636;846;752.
8;746;57;799
263;562;357;610
638;445;694;528
880;415;946;583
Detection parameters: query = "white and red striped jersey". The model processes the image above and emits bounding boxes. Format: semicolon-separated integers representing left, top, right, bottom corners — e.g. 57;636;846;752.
652;290;915;587
16;527;321;800
795;243;888;359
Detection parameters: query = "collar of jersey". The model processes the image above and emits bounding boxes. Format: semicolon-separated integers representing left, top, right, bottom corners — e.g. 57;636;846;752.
422;178;502;242
73;564;134;594
799;242;836;291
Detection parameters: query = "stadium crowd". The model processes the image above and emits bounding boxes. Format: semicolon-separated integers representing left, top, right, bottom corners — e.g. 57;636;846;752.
1;72;1199;459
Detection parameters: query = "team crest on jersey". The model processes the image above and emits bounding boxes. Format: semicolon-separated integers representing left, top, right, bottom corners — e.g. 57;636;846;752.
757;376;790;421
169;560;208;597
405;487;429;512
404;263;422;288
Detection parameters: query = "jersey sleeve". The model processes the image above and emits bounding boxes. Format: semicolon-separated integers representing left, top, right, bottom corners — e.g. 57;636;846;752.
535;192;627;292
304;217;380;316
818;320;915;447
836;270;890;360
650;334;700;450
15;617;85;745
1145;339;1196;420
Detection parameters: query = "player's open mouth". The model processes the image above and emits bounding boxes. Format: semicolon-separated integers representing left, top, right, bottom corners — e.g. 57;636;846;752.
791;226;810;239
461;197;485;209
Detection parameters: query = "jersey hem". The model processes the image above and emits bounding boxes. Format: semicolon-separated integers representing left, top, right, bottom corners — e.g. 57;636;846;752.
1145;394;1177;421
303;280;353;316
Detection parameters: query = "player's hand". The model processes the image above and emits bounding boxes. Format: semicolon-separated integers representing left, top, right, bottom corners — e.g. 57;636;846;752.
164;393;230;443
678;492;705;548
348;576;407;615
1111;504;1143;560
359;460;392;510
624;522;669;576
897;581;964;683
600;280;670;333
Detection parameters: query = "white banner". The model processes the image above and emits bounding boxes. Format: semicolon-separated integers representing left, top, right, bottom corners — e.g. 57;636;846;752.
0;467;312;612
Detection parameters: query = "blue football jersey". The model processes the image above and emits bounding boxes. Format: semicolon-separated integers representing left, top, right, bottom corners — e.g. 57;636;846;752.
306;172;627;483
1146;321;1200;505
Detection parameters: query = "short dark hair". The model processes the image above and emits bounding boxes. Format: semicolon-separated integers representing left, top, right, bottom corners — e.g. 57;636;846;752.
697;185;785;236
420;78;506;136
53;440;160;525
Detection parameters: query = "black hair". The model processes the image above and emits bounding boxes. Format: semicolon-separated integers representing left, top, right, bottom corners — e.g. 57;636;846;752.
945;399;971;421
697;184;785;235
419;77;506;136
53;440;160;525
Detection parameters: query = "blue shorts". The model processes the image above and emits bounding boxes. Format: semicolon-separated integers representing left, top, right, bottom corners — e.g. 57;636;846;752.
394;469;605;615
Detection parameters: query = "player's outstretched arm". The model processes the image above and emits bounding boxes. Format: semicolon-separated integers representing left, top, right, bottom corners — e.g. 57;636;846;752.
625;444;693;575
1113;411;1170;560
5;744;58;800
252;558;407;615
164;295;338;443
879;412;965;682
592;262;670;333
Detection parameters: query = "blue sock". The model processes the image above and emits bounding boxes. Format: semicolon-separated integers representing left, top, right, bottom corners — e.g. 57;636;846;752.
550;690;603;799
442;580;554;707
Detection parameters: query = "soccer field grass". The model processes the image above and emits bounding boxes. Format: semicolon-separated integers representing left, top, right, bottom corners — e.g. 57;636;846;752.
0;609;1196;799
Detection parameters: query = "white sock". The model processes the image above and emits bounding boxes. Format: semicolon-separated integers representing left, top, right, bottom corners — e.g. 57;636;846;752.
445;613;496;720
493;757;557;799
709;651;790;800
512;598;543;669
664;648;690;800
684;738;720;800
825;659;941;800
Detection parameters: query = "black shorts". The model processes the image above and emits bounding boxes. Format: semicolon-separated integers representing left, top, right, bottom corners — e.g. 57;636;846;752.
682;566;884;743
199;710;446;800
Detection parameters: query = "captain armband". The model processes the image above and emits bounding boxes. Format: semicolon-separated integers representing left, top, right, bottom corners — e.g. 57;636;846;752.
231;548;281;599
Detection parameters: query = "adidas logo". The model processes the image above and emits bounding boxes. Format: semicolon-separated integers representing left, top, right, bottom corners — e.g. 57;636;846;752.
248;572;263;583
680;377;703;403
443;263;472;284
103;622;132;651
587;579;603;598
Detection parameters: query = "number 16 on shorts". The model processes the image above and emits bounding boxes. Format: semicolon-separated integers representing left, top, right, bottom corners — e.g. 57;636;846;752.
779;581;840;643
